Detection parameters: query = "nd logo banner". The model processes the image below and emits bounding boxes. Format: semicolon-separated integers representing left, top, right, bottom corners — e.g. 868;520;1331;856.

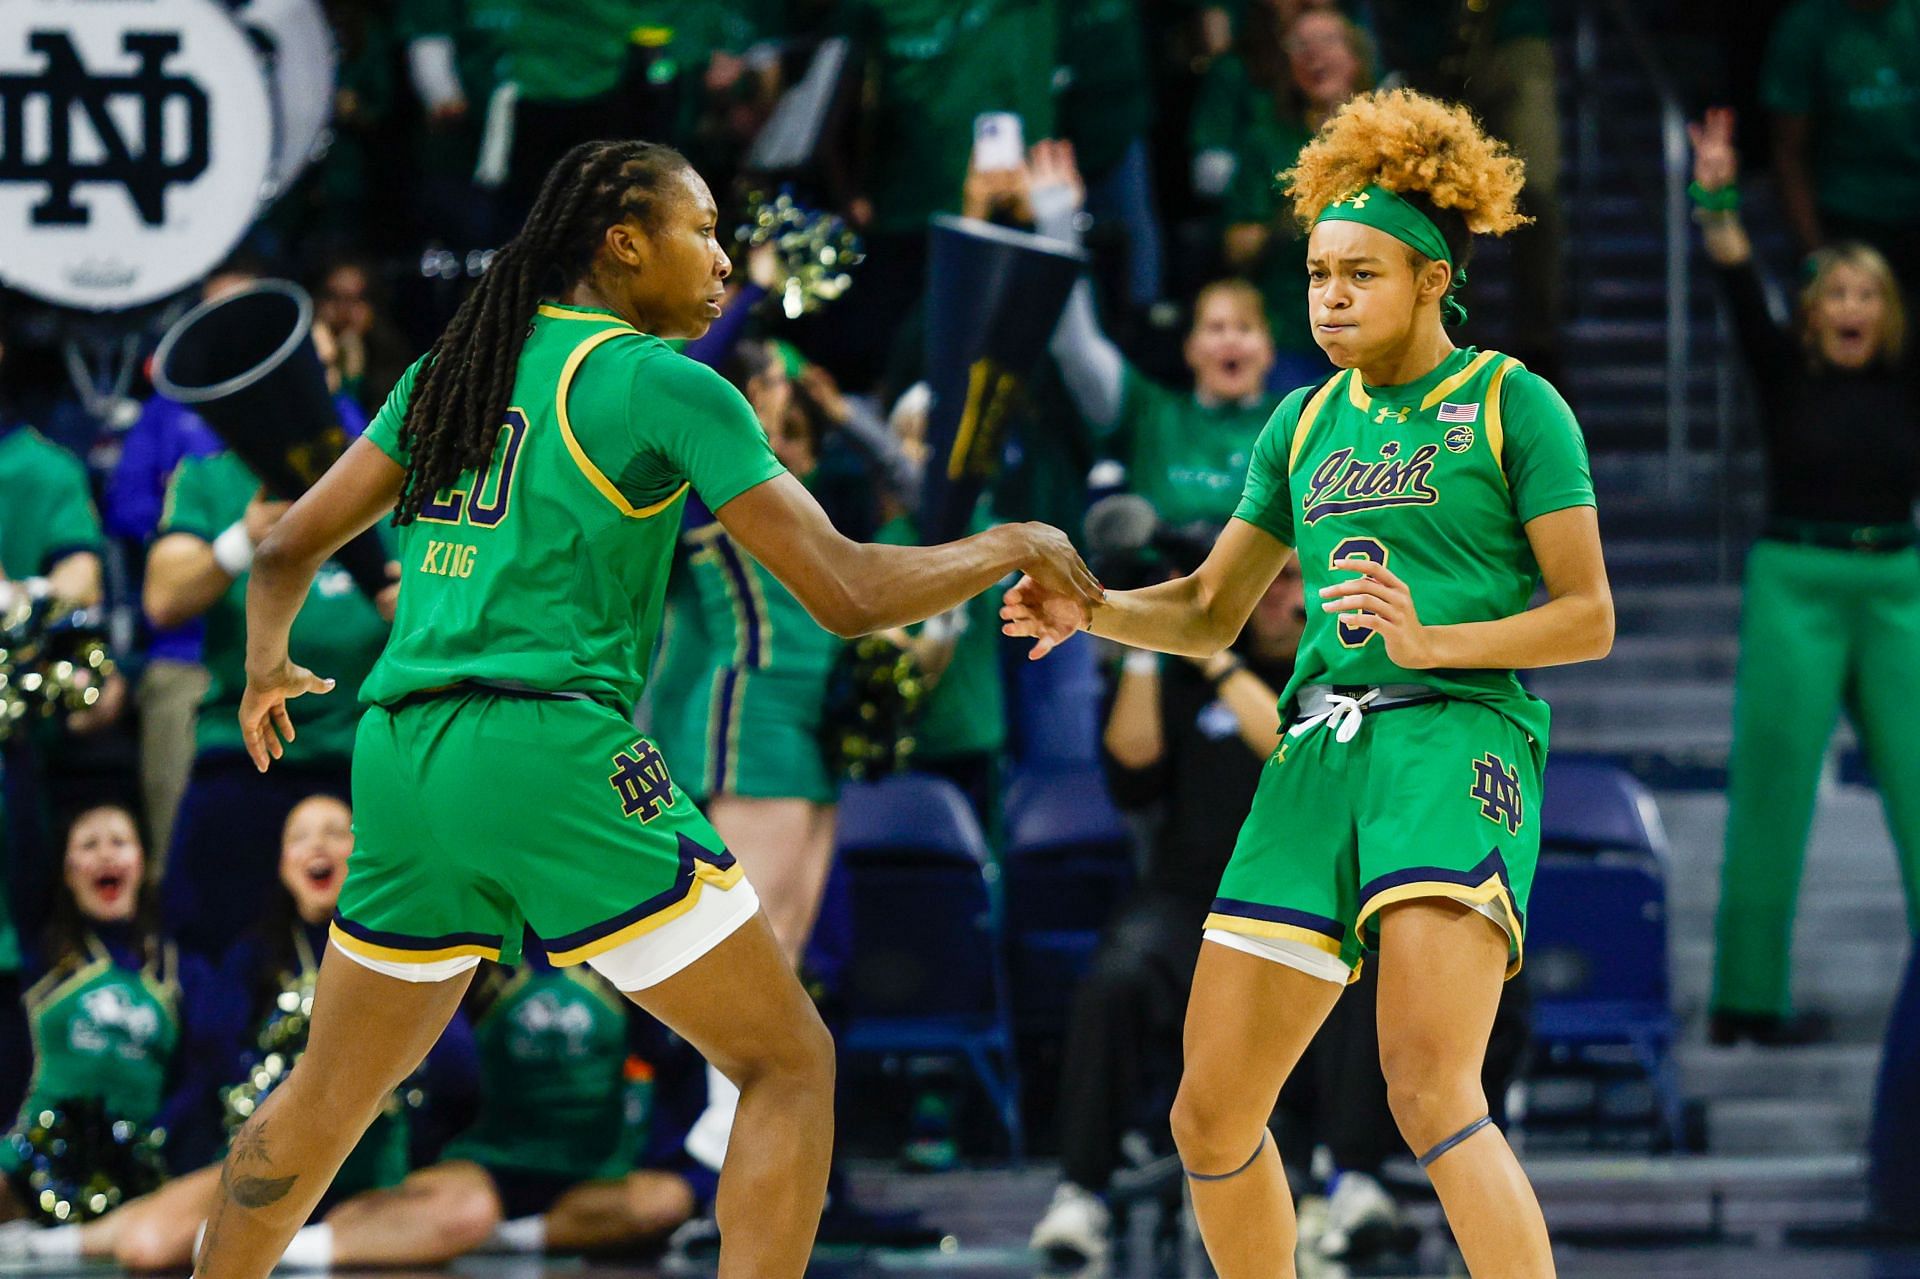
0;0;274;311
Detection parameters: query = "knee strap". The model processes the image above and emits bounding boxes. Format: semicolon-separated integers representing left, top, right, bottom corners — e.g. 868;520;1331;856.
1185;1130;1269;1182
1416;1115;1494;1169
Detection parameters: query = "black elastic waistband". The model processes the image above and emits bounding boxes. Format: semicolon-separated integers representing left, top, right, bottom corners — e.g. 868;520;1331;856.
1761;519;1917;553
383;681;599;713
1287;684;1448;726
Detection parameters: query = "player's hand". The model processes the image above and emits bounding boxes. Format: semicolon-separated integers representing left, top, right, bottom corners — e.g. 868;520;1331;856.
1016;522;1103;612
1000;526;1103;660
999;575;1084;660
240;661;336;772
1687;107;1738;193
1319;557;1440;669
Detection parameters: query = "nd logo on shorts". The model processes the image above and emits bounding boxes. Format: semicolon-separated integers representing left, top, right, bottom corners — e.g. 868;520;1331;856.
609;739;676;823
1469;752;1524;835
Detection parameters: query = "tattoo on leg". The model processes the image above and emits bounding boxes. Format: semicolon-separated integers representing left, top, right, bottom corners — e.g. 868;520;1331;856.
220;1117;300;1209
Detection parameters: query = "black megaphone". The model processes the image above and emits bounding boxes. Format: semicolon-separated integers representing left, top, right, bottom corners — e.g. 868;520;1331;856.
151;280;390;601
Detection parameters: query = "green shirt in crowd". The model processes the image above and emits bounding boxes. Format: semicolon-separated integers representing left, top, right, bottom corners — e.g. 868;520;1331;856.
1107;366;1282;527
0;425;104;582
1221;105;1316;353
875;504;1007;761
1232;347;1594;745
161;453;393;764
1056;0;1149;179
1761;0;1920;224
0;426;103;976
841;0;1058;234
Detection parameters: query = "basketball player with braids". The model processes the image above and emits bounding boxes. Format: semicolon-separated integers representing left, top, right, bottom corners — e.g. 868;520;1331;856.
1005;89;1612;1276
189;140;1101;1279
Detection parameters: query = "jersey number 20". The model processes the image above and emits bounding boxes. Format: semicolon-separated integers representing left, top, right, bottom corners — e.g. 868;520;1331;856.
418;410;528;529
1330;536;1387;648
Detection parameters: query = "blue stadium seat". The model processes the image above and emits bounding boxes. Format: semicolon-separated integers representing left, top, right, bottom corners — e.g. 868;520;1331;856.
1009;635;1102;766
1528;757;1682;1147
835;774;1024;1159
1540;754;1670;859
1002;766;1137;1033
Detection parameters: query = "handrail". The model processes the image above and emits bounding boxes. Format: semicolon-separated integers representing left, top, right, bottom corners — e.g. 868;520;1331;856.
1575;0;1694;501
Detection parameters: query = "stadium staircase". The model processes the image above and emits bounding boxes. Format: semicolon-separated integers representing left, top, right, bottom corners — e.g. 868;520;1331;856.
1485;0;1895;1225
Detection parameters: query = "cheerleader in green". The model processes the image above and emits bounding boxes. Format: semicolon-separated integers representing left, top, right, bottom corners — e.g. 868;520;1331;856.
0;806;197;1227
3;795;473;1269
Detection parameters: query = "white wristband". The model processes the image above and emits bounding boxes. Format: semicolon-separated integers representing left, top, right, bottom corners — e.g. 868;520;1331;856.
1122;650;1161;677
212;521;256;577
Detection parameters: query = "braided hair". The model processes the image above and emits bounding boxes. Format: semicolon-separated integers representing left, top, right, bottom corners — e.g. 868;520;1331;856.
393;140;691;524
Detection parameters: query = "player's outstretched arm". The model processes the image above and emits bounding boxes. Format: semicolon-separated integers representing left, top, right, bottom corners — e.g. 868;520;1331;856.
240;438;405;771
1003;517;1294;660
714;472;1103;637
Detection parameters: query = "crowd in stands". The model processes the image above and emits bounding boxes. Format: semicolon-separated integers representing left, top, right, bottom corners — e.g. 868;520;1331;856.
2;0;1920;1269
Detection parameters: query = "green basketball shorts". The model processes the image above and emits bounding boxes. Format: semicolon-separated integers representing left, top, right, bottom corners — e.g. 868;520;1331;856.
1205;692;1541;982
333;688;757;989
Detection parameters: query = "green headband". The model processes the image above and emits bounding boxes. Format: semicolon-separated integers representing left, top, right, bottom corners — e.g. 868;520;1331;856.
1314;185;1469;325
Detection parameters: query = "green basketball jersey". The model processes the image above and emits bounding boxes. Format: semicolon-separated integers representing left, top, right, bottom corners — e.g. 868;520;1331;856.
1232;348;1596;745
360;303;787;712
441;965;639;1180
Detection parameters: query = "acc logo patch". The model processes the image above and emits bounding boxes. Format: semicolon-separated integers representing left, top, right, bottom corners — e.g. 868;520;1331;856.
1444;425;1476;453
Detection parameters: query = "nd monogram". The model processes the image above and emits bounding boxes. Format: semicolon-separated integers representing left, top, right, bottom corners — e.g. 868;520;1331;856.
609;740;676;823
1302;443;1441;525
0;31;211;226
1470;753;1524;835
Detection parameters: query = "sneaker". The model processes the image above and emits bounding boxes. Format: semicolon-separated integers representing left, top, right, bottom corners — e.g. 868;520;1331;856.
1029;1182;1111;1267
1315;1170;1398;1261
1708;1010;1832;1047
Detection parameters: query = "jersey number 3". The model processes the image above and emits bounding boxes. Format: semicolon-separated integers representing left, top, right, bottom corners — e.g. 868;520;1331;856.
419;410;528;528
1331;537;1387;648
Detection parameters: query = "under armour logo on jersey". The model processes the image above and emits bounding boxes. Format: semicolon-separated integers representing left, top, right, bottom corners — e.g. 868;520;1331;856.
1374;406;1411;425
1338;191;1372;209
1470;753;1524;835
0;32;210;226
609;740;676;823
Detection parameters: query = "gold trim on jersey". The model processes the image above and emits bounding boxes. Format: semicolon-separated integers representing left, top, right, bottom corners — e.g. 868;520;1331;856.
1287;375;1346;470
1344;366;1371;413
327;924;503;966
542;860;746;966
1202;912;1347;958
537;303;629;323
1483;356;1523;481
554;328;691;519
1356;875;1524;978
1418;349;1502;410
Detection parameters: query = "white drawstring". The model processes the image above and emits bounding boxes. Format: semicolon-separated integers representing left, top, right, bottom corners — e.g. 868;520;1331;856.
1288;688;1380;744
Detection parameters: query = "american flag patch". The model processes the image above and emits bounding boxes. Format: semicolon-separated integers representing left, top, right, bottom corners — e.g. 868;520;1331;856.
1437;401;1480;423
